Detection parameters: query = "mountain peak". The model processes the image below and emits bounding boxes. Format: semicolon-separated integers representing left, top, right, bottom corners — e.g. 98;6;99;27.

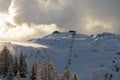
95;32;116;38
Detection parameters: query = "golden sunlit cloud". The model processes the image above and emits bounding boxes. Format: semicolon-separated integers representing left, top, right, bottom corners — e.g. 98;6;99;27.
0;0;16;27
0;0;61;41
8;0;17;25
1;0;119;41
0;22;59;41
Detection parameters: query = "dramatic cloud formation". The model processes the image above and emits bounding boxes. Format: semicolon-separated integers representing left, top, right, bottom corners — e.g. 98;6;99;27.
0;0;120;40
0;0;60;41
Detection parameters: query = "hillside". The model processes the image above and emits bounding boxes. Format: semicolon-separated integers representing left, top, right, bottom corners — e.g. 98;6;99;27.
1;31;120;80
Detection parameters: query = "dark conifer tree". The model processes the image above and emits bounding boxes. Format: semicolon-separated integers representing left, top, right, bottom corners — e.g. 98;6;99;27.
13;57;19;76
73;74;77;80
104;73;109;80
7;64;14;80
18;52;27;78
30;62;39;80
0;46;13;76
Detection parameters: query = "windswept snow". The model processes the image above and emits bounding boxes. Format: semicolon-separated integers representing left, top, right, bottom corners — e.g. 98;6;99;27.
0;41;47;48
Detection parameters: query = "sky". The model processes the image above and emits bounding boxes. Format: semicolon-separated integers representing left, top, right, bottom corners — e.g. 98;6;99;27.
0;0;120;41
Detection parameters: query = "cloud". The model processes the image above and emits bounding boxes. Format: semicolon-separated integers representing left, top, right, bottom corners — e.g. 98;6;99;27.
0;0;11;12
0;23;59;41
76;0;120;34
12;0;120;34
0;0;60;41
0;14;59;41
11;0;76;27
0;0;120;41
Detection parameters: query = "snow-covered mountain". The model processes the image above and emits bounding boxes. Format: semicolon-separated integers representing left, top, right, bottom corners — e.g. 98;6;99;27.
2;31;120;80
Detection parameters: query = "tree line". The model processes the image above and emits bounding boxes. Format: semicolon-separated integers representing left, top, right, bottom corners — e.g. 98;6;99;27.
0;46;77;80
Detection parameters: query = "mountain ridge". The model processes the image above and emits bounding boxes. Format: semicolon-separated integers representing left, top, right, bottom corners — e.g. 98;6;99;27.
1;31;120;80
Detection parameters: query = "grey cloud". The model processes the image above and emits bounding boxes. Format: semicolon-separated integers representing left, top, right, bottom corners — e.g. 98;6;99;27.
13;0;120;34
0;0;11;12
68;0;120;34
86;0;120;33
1;0;120;35
13;0;76;28
0;0;60;41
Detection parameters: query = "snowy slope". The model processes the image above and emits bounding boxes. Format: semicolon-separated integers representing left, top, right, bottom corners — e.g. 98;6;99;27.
2;31;120;80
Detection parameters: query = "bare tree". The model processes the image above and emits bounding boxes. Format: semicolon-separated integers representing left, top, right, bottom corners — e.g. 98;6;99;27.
61;68;72;80
37;56;59;80
30;62;39;80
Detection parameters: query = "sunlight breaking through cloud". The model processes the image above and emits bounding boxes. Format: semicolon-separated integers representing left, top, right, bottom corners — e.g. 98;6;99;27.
0;0;60;41
0;0;120;41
